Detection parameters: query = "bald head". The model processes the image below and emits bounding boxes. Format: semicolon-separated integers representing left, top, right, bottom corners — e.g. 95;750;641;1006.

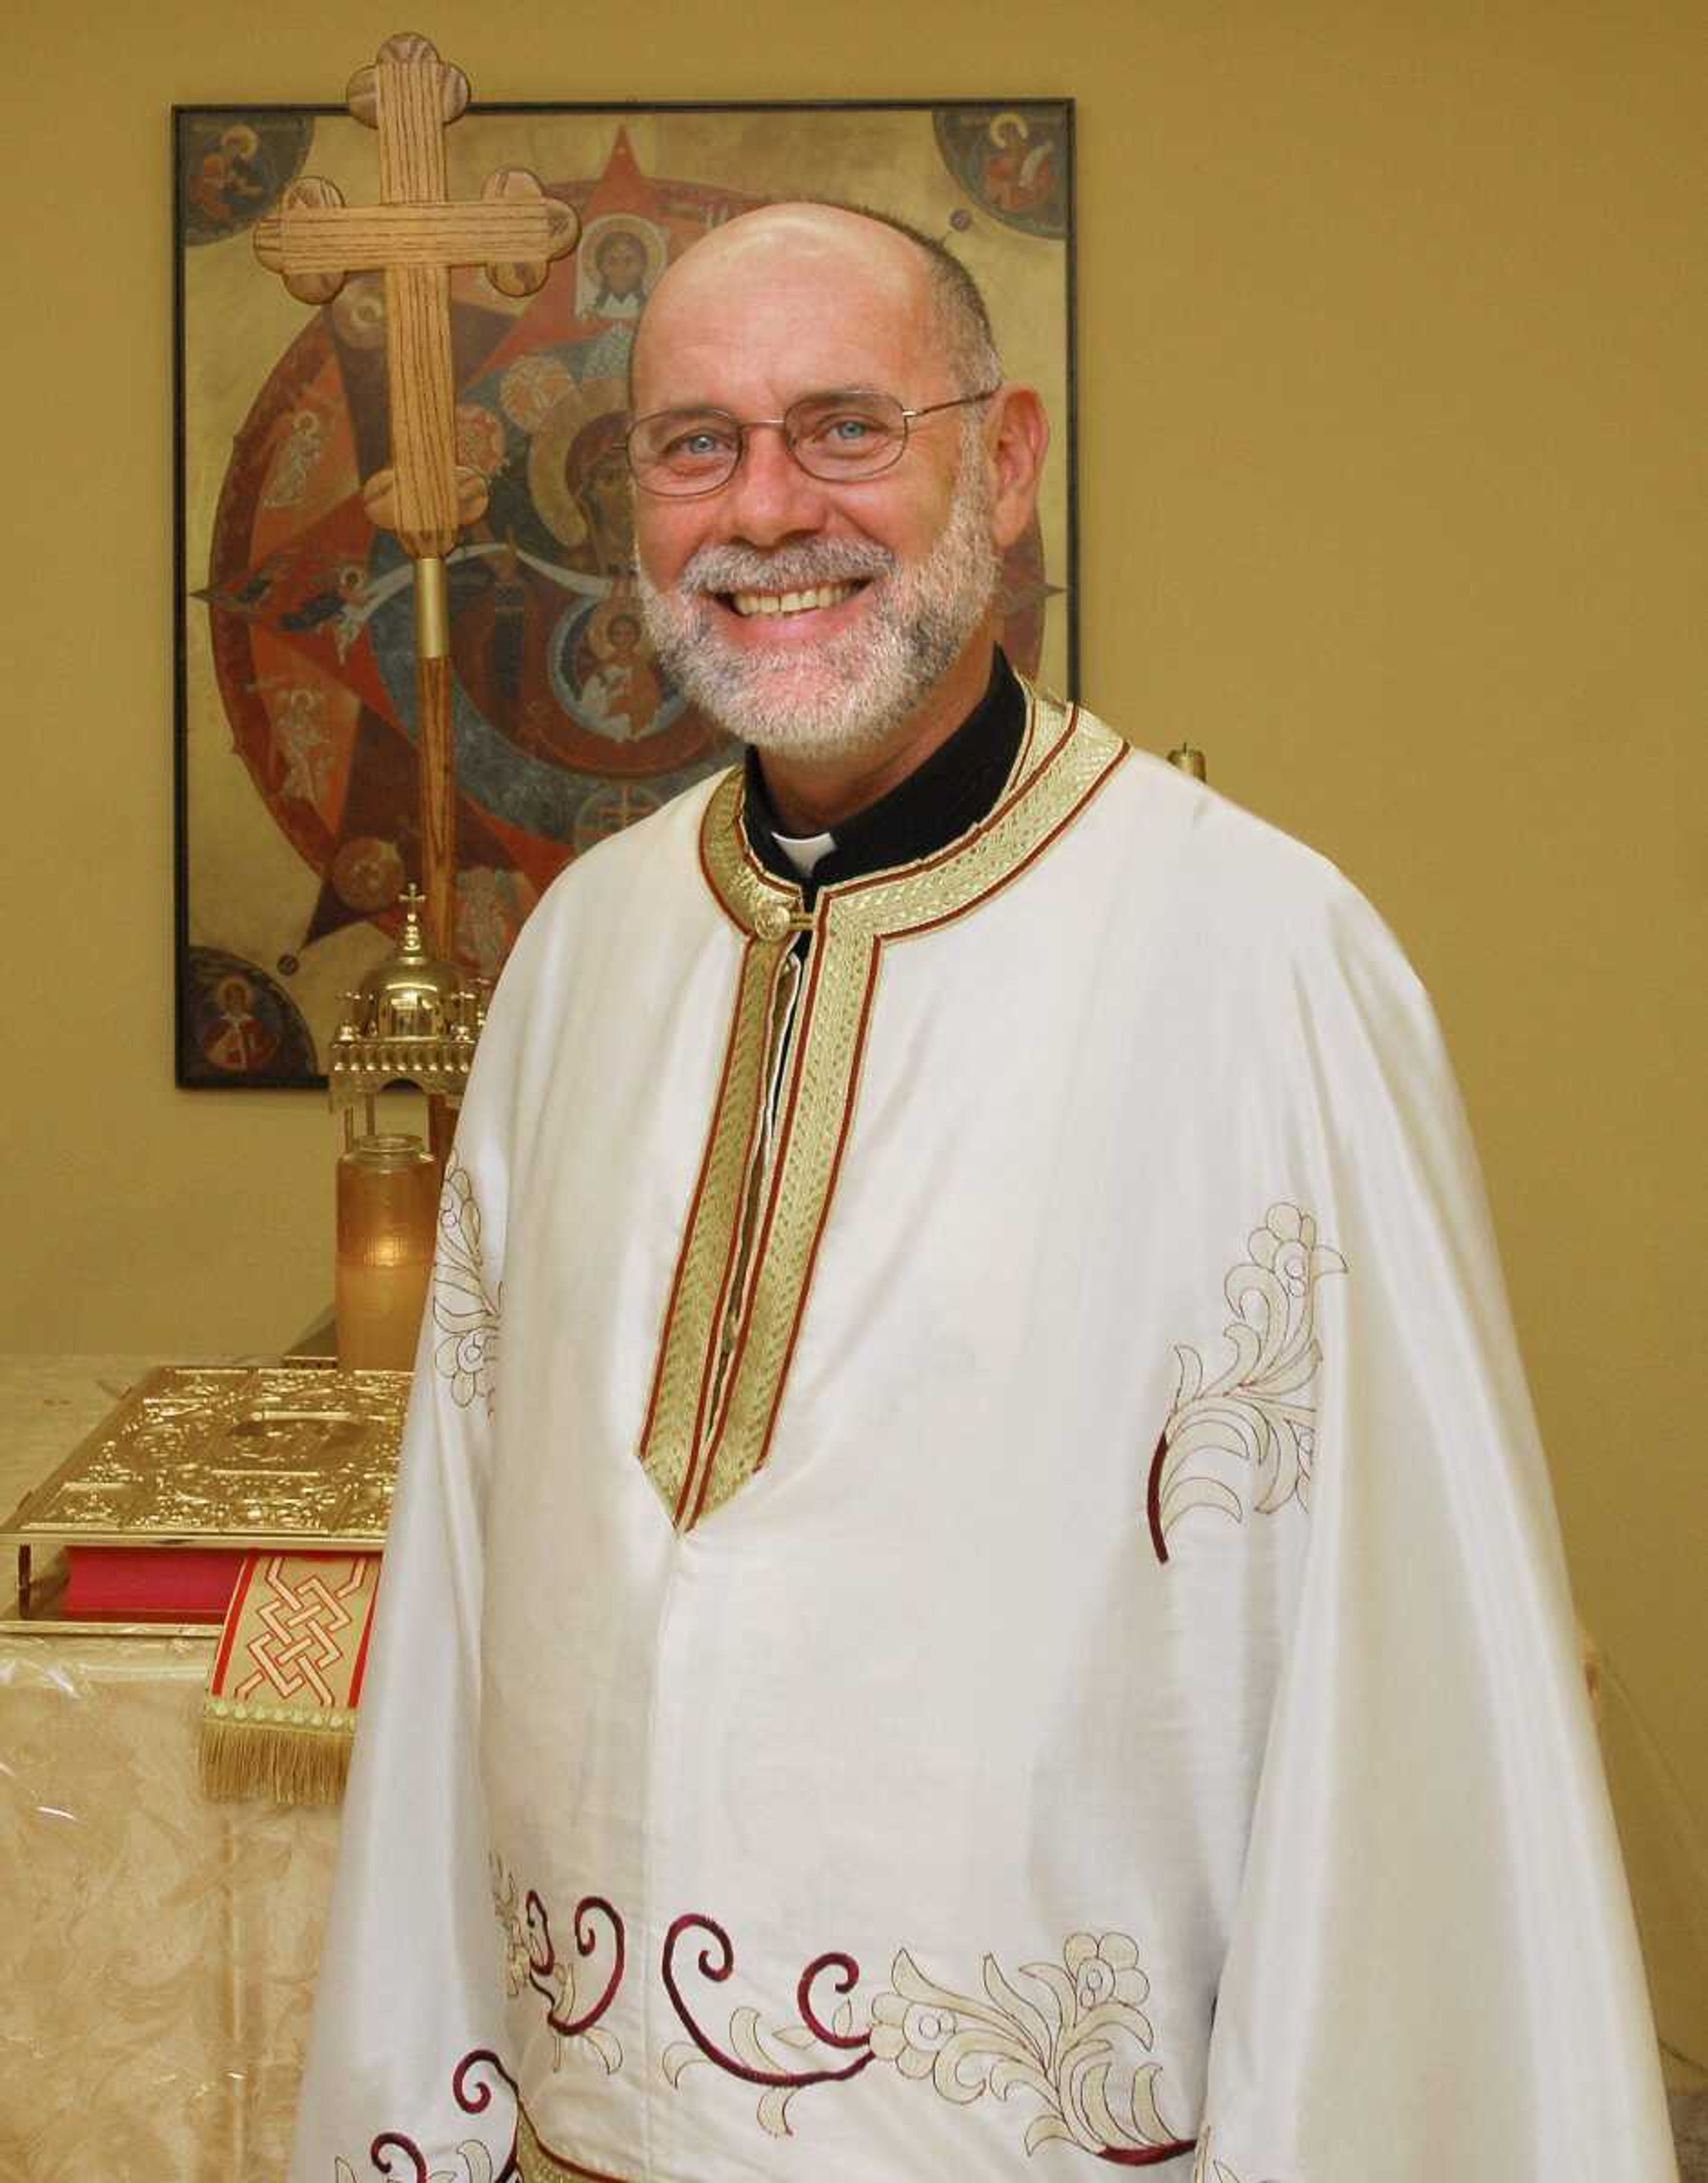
630;202;1002;415
625;198;1050;800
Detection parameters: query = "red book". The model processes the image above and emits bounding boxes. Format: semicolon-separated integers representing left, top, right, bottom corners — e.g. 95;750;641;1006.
62;1547;250;1620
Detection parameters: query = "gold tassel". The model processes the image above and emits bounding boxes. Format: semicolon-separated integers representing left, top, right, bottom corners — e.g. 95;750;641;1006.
198;1708;354;1805
200;1553;379;1803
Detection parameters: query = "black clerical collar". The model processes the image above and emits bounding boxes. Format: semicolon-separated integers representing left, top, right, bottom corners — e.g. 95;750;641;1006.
741;650;1026;900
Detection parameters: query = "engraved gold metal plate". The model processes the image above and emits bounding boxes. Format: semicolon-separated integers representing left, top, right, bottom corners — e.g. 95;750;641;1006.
1;1363;410;1633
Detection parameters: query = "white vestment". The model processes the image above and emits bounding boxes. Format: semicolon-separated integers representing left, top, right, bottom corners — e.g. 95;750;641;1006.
291;689;1676;2183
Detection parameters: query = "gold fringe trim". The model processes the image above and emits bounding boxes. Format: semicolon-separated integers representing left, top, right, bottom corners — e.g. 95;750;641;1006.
198;1709;354;1806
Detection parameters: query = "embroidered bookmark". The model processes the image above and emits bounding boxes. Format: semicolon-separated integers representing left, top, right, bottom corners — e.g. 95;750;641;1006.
199;1550;381;1804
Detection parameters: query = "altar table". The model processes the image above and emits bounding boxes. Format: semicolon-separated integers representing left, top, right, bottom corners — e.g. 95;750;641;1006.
0;1357;339;2183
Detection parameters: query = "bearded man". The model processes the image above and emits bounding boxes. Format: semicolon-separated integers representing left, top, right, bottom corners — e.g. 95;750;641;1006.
290;206;1675;2183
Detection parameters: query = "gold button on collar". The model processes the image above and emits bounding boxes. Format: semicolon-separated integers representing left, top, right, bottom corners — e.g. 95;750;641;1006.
754;897;796;942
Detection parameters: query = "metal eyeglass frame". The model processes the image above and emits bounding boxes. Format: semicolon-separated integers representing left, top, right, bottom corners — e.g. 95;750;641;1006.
625;386;1002;499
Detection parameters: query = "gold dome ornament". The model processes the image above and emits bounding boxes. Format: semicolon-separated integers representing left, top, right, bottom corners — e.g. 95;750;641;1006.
328;884;491;1372
356;884;463;1037
329;885;491;1136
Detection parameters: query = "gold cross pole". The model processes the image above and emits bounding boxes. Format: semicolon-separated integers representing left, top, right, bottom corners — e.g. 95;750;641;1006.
254;32;579;962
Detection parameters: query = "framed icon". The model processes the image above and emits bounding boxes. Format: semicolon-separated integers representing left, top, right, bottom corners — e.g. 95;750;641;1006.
174;99;1076;1086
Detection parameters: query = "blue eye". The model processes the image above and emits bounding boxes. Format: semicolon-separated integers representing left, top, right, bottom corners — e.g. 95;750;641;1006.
793;401;902;470
805;411;883;446
665;426;735;461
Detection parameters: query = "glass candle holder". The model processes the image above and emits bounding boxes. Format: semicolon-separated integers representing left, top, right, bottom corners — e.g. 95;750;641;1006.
335;1133;438;1371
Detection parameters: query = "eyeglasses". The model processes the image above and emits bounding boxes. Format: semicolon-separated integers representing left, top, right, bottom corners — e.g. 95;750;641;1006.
626;386;1000;499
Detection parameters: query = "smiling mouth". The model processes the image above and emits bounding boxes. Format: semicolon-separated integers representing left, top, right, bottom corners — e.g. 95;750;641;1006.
722;580;866;619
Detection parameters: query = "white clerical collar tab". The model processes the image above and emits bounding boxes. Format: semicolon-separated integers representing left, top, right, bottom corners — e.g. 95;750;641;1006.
773;829;836;878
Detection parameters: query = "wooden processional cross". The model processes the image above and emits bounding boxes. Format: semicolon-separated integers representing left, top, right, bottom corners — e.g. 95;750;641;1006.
253;32;579;958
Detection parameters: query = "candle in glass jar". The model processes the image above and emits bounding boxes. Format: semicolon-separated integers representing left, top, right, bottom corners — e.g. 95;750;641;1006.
335;1133;438;1371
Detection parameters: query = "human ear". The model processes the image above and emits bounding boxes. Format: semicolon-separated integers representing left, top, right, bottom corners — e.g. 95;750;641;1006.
985;386;1049;551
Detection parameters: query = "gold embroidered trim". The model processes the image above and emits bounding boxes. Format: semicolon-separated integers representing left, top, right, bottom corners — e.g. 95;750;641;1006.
640;687;1128;1531
516;2107;635;2181
636;937;797;1522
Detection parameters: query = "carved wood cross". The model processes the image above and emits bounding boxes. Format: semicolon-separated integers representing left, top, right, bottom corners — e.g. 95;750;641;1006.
253;32;579;961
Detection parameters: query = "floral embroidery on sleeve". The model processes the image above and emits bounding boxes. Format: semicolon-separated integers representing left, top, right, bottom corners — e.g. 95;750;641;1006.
491;1860;624;2074
338;1903;1200;2172
334;2145;493;2183
870;1929;1190;2163
432;1153;501;1415
663;1915;1195;2163
332;2050;517;2182
1148;1202;1345;1562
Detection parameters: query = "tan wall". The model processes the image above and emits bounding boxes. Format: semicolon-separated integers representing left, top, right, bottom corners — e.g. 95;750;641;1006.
2;0;1703;2076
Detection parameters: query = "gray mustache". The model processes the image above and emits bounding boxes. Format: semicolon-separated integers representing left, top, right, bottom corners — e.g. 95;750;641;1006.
678;539;896;594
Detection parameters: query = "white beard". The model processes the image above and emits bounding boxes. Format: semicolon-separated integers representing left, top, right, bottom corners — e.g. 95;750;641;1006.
635;433;1001;761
